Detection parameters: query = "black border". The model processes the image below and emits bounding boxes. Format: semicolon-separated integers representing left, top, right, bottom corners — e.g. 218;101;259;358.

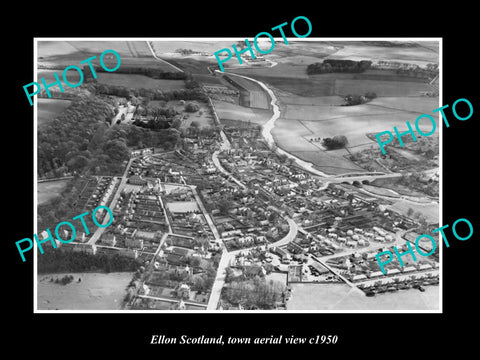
8;6;478;356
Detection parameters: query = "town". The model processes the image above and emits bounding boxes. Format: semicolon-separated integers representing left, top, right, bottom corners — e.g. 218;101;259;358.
38;100;440;310
36;39;440;311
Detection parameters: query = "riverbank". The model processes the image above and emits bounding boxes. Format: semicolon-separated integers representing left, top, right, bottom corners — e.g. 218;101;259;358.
37;272;134;310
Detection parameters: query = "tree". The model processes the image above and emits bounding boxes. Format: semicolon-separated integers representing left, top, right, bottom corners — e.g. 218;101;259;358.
103;139;130;161
66;155;90;172
171;118;182;129
322;135;348;150
218;198;232;215
185;102;200;113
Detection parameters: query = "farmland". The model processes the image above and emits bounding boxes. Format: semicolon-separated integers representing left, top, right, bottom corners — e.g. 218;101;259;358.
270;93;440;174
38;40;177;71
228;40;439;176
326;41;439;65
96;73;186;90
37;98;72;127
230;70;431;98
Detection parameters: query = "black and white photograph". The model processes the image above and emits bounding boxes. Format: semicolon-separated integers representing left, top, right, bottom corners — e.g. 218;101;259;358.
6;6;478;356
33;38;442;312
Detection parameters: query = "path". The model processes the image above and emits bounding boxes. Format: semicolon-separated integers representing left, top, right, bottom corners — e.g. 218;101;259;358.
310;254;364;295
207;213;299;310
189;185;221;242
212;150;247;189
145;41;184;73
138;294;208;309
87;158;134;245
206;248;230;310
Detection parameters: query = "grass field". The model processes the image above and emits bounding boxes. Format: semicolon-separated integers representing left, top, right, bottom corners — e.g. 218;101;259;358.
287;283;439;310
218;42;439;175
159;57;213;74
213;100;272;125
149;100;215;129
335;79;430;97
96;73;186;89
37;99;72;127
151;40;235;55
278;95;345;106
37;272;133;310
230;62;310;79
37;179;69;205
182;102;215;128
37;40;175;71
326;41;439;65
272;94;439;174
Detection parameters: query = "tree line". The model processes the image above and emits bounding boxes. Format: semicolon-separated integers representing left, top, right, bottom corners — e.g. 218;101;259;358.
93;83;208;102
92;65;188;80
38;247;141;274
307;59;372;74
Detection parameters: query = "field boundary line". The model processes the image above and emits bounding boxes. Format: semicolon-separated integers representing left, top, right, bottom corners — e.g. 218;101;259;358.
145;41;184;73
282;110;406;123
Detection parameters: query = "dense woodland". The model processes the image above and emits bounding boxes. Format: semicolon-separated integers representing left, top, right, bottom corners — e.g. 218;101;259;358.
93;82;207;101
38;247;141;274
37;82;210;179
222;275;285;309
93;66;188;80
38;98;180;179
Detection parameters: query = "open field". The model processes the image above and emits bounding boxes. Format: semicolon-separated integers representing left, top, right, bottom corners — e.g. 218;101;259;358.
278;102;439;148
387;199;439;224
37;272;133;310
38;40;174;70
278;95;345;106
182;102;215;128
37;179;69;205
326;41;439;65
231;66;431;98
37;98;72;127
272;93;439;174
287;283;439;310
149;100;215;128
368;96;440;113
335;79;430;97
290;151;364;174
193;74;226;86
230;62;310;79
213;100;272;125
159;57;213;74
151;40;235;55
272;119;365;173
96;73;186;90
166;201;199;213
37;69;81;84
